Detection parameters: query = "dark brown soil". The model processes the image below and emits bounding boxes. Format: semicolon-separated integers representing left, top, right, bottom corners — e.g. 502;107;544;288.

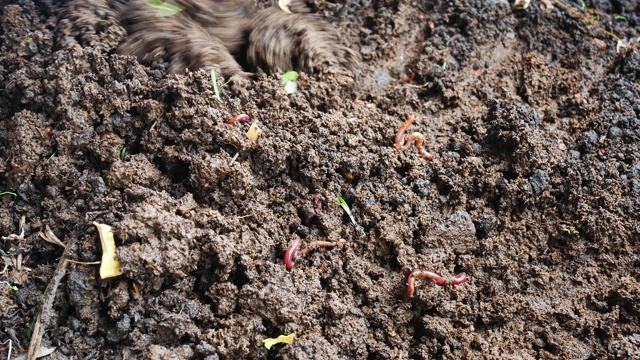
2;0;640;359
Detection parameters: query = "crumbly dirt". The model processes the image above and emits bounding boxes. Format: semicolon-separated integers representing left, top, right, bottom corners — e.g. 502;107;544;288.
1;0;640;359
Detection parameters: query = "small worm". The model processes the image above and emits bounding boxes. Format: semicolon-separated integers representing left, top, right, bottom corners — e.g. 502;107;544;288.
405;270;468;300
395;115;433;160
284;235;302;270
227;113;250;124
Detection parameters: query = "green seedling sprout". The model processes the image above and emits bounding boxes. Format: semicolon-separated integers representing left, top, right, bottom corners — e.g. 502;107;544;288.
0;191;17;197
578;0;586;11
47;150;57;162
282;71;298;95
210;69;234;103
120;146;127;161
144;0;184;17
28;284;49;339
614;15;627;22
586;15;600;24
338;196;356;225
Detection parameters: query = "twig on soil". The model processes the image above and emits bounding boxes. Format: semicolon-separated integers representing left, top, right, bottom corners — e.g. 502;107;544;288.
27;247;70;360
404;270;468;301
229;152;239;165
394;116;433;160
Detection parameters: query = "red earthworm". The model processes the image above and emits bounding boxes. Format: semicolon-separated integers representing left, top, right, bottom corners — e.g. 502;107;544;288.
394;116;433;160
404;270;468;301
299;239;346;255
227;113;250;124
401;72;416;83
394;115;415;150
284;235;302;270
312;193;322;210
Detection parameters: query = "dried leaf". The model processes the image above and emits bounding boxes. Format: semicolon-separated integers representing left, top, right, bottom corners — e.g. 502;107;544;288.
513;0;531;10
246;122;262;143
38;225;66;248
93;222;122;279
263;333;295;349
15;346;56;360
278;0;292;14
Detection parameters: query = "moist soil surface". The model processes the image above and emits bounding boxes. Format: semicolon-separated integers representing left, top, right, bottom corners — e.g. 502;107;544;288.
1;0;640;359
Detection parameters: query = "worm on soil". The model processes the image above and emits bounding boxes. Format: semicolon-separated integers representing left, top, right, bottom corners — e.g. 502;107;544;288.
405;270;467;300
284;235;302;270
394;115;434;160
227;113;250;124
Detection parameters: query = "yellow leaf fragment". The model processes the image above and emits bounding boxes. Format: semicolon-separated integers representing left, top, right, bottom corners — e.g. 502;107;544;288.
263;333;295;349
93;222;123;279
246;122;262;143
278;0;292;14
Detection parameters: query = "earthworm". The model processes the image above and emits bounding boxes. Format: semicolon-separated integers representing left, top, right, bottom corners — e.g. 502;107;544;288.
394;115;433;160
284;235;302;270
404;270;468;300
299;239;346;255
227;113;250;124
312;193;322;210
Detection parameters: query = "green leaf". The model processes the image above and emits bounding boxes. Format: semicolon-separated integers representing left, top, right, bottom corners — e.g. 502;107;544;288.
614;15;627;22
144;0;184;17
338;196;356;225
0;191;17;197
282;71;298;82
211;68;222;103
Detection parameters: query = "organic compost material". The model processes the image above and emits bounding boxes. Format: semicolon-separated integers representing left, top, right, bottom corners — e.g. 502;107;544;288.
1;0;640;358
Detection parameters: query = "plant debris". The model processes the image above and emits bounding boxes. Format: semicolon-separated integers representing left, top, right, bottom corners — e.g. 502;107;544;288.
263;333;295;349
92;222;122;279
246;122;262;143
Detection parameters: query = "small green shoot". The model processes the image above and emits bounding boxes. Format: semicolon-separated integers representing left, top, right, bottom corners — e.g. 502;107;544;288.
28;284;49;340
614;15;627;22
282;71;298;95
5;146;14;163
441;62;447;71
578;0;586;11
0;281;18;291
46;150;57;162
143;0;184;17
338;196;356;225
0;191;17;197
586;15;600;24
120;146;127;161
211;68;222;103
